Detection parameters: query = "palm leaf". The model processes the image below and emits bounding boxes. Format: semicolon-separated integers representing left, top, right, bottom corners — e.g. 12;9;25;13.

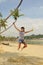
0;12;2;17
18;14;24;17
11;9;24;20
0;19;7;29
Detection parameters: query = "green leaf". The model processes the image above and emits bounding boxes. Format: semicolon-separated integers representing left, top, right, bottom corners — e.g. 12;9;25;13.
18;14;24;17
0;19;7;29
11;9;24;20
0;12;2;17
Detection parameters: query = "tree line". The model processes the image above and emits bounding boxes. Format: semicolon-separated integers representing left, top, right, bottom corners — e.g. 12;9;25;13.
0;34;43;41
24;34;43;39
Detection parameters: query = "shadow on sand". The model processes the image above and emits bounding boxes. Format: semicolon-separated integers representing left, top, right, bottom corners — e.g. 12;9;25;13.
0;52;43;65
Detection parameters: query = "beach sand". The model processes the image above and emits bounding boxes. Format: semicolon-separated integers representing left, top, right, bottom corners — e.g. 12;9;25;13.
0;41;43;65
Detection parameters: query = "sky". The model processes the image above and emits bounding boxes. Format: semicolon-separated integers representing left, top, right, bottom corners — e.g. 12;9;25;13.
0;0;43;37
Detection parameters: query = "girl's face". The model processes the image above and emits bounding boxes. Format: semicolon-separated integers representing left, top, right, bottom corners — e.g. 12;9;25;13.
21;28;25;32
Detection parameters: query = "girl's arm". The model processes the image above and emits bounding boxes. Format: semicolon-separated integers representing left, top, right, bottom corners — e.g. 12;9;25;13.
25;29;33;33
13;22;20;32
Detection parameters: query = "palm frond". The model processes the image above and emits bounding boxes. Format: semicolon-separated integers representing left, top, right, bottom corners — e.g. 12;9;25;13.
11;9;24;20
18;14;24;17
0;12;2;17
0;19;7;29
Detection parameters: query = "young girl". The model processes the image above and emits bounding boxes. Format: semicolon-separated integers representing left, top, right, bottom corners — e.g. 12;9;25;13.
13;22;33;50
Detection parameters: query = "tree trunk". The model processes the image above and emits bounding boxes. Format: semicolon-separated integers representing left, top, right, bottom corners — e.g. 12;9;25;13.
5;0;23;21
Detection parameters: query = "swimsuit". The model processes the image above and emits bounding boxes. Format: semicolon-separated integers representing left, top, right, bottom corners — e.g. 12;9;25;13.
19;31;25;43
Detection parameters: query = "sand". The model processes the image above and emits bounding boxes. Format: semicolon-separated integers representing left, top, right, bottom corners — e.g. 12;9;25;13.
0;41;43;65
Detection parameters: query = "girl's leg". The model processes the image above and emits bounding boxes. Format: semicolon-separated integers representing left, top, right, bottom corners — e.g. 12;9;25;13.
21;43;27;50
18;43;21;50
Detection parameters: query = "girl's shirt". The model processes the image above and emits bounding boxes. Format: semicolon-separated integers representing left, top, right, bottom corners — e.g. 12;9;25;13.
19;31;25;40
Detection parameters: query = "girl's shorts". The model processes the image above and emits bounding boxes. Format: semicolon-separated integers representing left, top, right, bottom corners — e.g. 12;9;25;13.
18;39;25;44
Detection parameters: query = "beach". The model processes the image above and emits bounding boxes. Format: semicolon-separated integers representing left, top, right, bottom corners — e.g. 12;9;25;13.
0;41;43;65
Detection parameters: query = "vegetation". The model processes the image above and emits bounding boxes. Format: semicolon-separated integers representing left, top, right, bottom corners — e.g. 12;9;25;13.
11;9;24;20
0;12;2;17
0;35;16;41
0;0;23;34
24;34;43;39
0;12;7;30
0;34;43;41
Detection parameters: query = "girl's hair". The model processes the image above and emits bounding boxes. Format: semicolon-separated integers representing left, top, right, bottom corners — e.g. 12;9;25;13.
21;27;25;29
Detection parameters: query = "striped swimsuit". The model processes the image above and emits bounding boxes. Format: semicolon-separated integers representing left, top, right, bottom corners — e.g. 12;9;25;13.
19;31;25;43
